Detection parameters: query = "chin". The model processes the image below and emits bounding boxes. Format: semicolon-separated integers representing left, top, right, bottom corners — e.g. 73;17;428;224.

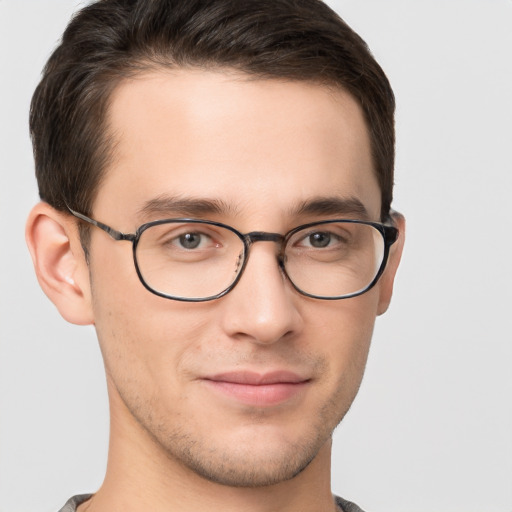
156;418;334;488
176;440;320;488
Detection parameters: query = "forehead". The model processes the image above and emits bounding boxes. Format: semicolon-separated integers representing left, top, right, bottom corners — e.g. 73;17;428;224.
95;69;380;227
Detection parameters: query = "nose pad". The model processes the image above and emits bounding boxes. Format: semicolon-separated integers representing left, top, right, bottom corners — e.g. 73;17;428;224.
234;250;244;274
277;251;287;273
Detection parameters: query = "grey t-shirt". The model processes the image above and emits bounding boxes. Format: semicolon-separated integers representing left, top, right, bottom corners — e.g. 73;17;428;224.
58;493;366;512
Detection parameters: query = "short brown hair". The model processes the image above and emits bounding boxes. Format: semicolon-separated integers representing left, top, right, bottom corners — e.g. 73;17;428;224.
30;0;395;222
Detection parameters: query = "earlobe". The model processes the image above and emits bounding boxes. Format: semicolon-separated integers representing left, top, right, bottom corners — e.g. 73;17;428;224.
377;211;406;316
26;202;94;325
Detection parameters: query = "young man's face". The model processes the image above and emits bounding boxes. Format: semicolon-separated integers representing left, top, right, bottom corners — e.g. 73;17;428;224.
83;69;400;486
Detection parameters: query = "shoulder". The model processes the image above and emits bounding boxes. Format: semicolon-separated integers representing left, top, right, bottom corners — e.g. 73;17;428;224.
335;495;367;512
57;494;93;512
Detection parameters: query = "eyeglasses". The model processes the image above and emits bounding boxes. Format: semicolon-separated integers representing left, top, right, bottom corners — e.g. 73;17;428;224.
68;208;398;302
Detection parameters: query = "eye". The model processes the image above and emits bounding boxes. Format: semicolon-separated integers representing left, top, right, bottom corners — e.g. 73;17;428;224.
306;231;333;248
298;230;343;249
149;224;222;252
142;222;231;258
139;222;230;266
169;230;219;250
177;232;207;250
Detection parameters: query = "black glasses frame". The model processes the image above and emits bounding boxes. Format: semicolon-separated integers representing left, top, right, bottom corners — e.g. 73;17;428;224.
68;208;399;302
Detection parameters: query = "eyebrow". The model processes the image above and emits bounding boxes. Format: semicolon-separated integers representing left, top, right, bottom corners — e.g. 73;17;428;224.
137;195;239;220
292;196;370;219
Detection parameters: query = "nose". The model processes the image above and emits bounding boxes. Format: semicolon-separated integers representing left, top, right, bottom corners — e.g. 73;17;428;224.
219;242;303;345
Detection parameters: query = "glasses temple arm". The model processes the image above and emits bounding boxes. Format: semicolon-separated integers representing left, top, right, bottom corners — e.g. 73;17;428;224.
66;206;135;241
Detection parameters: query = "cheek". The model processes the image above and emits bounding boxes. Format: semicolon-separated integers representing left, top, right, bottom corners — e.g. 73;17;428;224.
88;245;210;389
305;289;379;385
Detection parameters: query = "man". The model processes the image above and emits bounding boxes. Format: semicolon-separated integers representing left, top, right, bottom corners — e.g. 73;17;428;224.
25;0;404;511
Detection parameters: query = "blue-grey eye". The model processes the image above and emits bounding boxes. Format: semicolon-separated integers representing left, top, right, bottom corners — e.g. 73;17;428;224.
308;232;331;248
179;232;203;249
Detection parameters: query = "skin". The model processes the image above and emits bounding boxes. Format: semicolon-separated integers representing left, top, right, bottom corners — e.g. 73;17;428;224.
26;69;404;512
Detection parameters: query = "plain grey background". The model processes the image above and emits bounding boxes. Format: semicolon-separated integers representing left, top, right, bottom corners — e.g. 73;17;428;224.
1;1;511;511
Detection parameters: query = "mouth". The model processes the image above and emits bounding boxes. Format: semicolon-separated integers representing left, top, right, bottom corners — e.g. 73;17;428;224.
201;371;311;407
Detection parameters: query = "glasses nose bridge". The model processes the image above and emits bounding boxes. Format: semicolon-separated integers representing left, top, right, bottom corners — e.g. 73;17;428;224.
243;231;286;263
244;231;285;246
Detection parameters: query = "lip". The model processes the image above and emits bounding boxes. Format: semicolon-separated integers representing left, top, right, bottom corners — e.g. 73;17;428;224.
201;371;311;407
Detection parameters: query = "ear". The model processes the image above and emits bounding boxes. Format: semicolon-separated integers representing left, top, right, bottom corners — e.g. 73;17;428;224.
377;211;406;316
26;202;94;325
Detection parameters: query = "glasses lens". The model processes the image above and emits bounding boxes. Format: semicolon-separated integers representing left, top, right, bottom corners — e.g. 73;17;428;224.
135;221;244;300
284;221;385;298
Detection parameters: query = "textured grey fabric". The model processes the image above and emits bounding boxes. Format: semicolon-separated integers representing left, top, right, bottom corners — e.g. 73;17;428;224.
336;495;366;512
58;493;366;511
57;495;92;512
